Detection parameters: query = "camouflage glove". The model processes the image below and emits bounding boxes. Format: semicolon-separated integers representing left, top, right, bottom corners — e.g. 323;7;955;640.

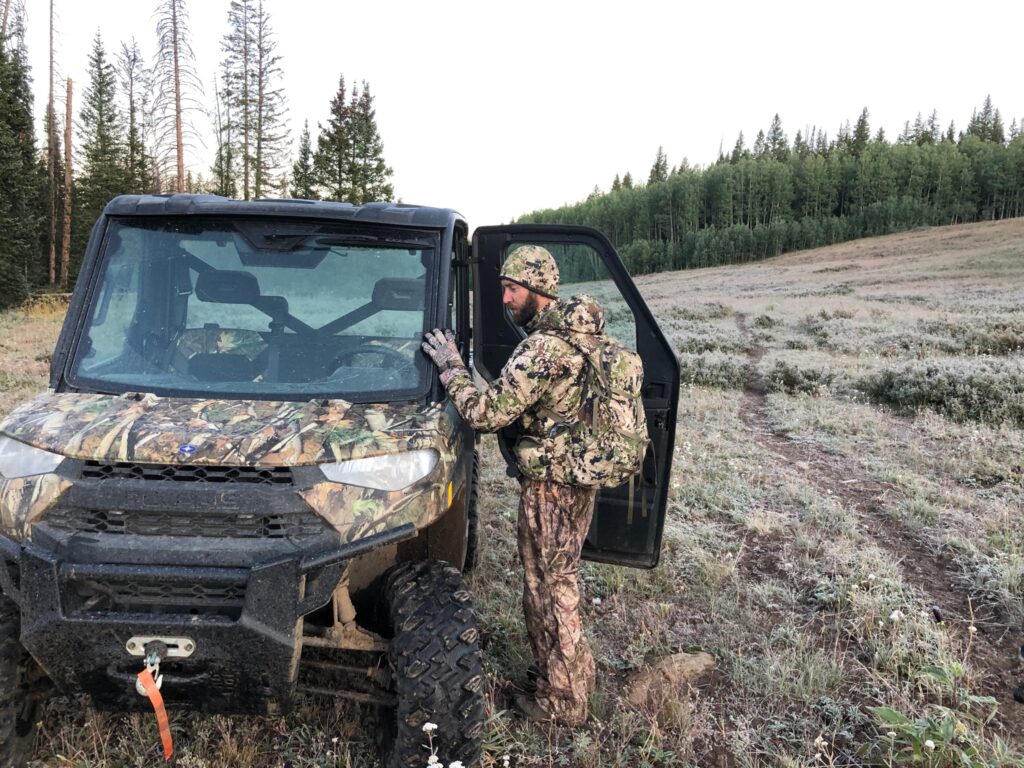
421;329;466;383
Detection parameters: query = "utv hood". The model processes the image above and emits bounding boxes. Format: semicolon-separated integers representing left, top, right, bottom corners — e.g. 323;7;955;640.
0;391;452;466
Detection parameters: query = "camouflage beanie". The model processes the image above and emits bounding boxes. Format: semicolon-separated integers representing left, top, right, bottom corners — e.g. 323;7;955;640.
500;245;559;299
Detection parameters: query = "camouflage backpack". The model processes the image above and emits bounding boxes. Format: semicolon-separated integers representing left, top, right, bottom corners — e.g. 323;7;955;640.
544;332;649;489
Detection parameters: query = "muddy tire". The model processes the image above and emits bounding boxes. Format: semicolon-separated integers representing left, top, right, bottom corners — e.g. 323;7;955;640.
379;560;484;768
463;450;481;573
0;597;44;768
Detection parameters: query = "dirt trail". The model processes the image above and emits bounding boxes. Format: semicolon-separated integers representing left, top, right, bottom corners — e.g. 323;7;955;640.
733;313;1024;741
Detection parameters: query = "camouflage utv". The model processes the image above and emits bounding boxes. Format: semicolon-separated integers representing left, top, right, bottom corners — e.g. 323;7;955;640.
0;195;679;766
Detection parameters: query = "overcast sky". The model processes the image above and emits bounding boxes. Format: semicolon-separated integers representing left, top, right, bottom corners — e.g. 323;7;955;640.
21;0;1024;230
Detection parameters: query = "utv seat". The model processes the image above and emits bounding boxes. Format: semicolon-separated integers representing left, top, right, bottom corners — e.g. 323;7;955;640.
187;352;257;382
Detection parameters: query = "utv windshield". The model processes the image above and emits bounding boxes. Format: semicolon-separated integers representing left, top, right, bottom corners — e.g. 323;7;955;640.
68;217;437;402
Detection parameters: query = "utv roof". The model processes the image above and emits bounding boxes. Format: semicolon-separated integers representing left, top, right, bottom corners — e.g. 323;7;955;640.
102;194;466;230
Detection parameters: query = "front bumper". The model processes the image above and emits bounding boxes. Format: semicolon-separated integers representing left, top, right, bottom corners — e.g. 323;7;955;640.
0;524;414;713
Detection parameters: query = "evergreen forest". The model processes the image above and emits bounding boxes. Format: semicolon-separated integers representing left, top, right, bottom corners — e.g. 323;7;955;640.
0;0;393;307
0;0;1022;309
517;106;1024;276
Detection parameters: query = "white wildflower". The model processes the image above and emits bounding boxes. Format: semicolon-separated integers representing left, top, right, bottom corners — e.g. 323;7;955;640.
448;762;465;768
427;757;440;766
968;625;977;634
422;722;438;733
886;731;896;738
924;739;935;751
889;609;904;622
592;597;602;606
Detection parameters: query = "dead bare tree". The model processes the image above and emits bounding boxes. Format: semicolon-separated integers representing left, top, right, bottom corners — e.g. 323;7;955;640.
154;0;203;193
61;78;72;290
47;0;57;285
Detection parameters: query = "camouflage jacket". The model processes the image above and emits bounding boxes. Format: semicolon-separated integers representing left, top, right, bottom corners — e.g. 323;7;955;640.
442;294;606;481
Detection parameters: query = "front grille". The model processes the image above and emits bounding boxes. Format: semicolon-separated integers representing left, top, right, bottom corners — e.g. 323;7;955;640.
65;577;246;619
81;461;293;486
46;508;328;539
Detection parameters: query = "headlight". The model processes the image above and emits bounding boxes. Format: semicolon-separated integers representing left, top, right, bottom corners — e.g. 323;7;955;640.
0;436;64;479
319;449;439;491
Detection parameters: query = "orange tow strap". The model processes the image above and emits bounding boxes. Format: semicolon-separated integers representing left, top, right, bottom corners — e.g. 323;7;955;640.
137;667;173;761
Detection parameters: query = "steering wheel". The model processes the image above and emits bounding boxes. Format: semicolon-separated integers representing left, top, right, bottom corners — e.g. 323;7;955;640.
329;343;411;373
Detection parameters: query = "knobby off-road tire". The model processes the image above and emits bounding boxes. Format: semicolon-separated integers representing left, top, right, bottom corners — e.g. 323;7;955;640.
379;560;484;768
462;450;481;573
0;596;45;768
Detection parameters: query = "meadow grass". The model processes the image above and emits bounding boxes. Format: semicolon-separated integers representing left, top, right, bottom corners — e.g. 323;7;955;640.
2;218;1023;766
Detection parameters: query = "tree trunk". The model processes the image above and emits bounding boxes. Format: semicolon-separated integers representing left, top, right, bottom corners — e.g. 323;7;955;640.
242;1;251;199
172;0;184;193
47;0;56;286
1;0;10;40
61;78;73;290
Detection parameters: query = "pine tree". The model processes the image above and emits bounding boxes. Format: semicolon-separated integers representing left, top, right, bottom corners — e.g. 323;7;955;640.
313;75;350;201
215;0;290;199
730;132;746;163
793;130;808;159
0;17;36;306
912;113;930;145
752;129;767;157
289;119;316;199
72;33;128;273
611;173;621;192
851;108;870;156
251;0;288;197
648;146;668;184
766;114;788;160
927;110;941;143
991;110;1005;145
966;96;1004;143
219;0;253;197
210;73;237;197
621;172;634;189
154;0;203;192
345;81;393;203
117;39;152;193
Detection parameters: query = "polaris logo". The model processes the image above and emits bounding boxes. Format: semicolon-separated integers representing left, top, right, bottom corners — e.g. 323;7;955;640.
178;445;197;455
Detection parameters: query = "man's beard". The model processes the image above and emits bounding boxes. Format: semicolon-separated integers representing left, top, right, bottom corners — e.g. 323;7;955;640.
509;292;540;326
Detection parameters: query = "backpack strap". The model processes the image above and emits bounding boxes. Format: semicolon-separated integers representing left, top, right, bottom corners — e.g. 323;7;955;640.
532;331;597;428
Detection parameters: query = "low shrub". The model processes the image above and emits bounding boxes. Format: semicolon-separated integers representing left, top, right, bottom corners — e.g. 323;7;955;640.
674;326;750;354
918;318;1024;356
678;353;749;390
767;360;836;395
668;301;732;321
860;358;1024;427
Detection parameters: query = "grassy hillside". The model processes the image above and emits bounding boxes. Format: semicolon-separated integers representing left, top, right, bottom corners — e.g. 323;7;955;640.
2;219;1022;766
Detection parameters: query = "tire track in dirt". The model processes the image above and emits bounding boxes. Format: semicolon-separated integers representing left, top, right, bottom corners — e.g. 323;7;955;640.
733;313;1024;740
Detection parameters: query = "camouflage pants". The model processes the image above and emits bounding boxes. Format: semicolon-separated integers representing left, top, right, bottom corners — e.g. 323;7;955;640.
518;478;598;726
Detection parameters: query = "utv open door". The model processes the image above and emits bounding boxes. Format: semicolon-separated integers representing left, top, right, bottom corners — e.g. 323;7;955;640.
471;225;679;568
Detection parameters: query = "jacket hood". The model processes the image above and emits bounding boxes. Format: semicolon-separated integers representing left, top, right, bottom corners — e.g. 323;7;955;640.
0;392;451;466
527;293;605;337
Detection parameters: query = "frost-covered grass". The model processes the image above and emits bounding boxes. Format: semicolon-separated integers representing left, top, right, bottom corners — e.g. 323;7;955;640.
3;218;1024;766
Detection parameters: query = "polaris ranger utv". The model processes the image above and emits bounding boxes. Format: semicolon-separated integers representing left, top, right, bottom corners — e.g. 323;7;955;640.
0;194;679;766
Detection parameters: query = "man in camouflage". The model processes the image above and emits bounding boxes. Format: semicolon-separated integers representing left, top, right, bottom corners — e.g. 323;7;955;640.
422;245;605;726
